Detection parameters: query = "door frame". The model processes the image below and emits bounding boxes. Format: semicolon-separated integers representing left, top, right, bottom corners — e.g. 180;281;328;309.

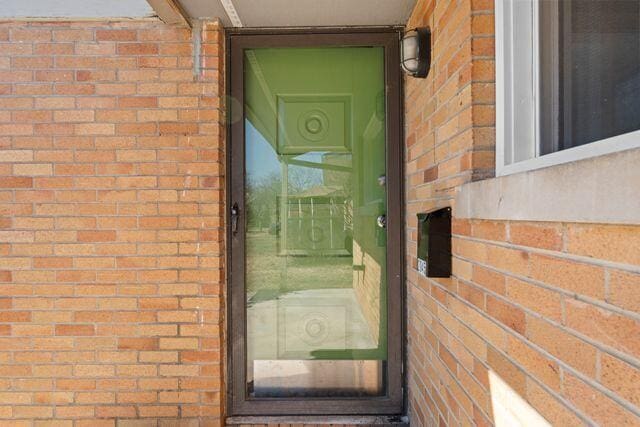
226;28;405;416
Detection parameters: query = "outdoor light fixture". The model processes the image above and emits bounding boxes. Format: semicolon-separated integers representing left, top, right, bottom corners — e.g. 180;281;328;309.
401;27;431;78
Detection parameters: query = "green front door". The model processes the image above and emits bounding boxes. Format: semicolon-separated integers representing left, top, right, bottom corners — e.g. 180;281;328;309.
229;32;402;416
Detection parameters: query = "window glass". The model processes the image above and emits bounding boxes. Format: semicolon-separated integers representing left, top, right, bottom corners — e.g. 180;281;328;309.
540;0;640;154
243;46;388;398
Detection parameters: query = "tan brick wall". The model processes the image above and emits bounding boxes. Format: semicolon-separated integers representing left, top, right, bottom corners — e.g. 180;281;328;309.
2;6;639;426
0;20;225;425
352;240;383;344
405;1;640;426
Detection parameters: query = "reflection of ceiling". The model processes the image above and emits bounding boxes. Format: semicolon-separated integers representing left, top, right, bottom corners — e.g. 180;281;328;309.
0;0;417;28
244;47;384;157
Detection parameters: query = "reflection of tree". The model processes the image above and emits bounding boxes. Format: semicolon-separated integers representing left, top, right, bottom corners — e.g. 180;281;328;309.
247;172;281;230
248;155;354;232
288;165;321;194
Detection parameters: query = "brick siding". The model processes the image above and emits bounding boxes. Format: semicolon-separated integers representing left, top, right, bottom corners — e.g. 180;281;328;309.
0;20;225;425
405;0;640;426
1;3;639;426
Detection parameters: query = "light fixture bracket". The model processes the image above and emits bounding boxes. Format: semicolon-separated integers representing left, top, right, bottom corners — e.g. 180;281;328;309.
401;27;431;79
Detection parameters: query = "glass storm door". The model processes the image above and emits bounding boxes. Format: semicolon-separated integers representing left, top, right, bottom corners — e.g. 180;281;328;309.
229;32;402;416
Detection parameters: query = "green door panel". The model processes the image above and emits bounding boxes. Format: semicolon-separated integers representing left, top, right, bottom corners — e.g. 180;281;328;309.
244;46;388;398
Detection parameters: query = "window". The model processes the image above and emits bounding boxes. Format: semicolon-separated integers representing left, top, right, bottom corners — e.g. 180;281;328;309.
496;0;640;176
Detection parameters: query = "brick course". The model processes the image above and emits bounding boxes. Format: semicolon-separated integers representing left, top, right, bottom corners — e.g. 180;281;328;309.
405;0;640;426
0;20;225;425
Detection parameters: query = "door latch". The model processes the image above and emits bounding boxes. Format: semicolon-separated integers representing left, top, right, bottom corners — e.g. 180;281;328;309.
231;203;240;235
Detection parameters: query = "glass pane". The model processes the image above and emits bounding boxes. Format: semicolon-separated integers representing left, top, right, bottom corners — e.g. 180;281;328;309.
540;0;640;153
244;47;387;398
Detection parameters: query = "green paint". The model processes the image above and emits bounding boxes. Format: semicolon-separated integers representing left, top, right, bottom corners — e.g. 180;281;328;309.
244;46;388;397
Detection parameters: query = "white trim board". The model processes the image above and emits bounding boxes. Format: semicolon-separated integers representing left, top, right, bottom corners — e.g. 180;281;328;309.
220;0;242;27
495;0;538;173
455;147;640;225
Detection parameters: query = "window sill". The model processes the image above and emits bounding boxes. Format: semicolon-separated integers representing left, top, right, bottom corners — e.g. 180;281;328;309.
456;146;640;225
497;129;640;177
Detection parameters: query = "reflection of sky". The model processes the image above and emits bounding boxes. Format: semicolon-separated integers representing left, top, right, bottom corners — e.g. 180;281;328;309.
245;119;323;189
246;120;280;183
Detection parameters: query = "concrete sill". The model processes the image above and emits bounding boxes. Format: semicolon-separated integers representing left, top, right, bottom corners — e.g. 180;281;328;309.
455;147;640;225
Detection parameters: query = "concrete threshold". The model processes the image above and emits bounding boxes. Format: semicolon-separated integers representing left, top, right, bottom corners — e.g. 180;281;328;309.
226;415;409;425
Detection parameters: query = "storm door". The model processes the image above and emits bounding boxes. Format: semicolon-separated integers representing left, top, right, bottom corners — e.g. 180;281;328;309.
228;31;402;416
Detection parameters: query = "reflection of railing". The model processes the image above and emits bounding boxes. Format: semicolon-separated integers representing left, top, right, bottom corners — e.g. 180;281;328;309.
276;195;352;256
310;348;386;360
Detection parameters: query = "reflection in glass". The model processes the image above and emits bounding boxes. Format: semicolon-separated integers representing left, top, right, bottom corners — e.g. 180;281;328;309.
244;47;387;397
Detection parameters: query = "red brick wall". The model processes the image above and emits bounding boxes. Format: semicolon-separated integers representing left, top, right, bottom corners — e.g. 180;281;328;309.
0;20;225;424
405;1;640;426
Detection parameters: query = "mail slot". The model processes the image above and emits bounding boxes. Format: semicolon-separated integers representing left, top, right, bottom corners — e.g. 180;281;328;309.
417;207;451;278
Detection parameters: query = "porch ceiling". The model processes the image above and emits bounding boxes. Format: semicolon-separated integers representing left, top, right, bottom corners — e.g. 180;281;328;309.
181;0;417;27
0;0;417;28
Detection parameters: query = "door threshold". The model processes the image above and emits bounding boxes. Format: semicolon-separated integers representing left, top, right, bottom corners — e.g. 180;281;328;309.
226;415;408;425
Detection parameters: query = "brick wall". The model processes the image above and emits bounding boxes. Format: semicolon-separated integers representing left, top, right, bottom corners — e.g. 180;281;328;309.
352;240;383;344
405;1;640;426
2;5;639;426
0;20;225;425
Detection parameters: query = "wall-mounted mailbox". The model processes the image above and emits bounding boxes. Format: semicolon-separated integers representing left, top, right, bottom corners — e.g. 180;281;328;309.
417;207;451;278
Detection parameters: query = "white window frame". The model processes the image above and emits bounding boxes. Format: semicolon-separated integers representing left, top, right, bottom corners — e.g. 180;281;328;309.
495;0;640;177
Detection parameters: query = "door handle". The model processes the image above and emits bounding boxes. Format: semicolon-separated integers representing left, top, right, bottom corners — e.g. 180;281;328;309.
376;214;387;229
231;203;240;235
